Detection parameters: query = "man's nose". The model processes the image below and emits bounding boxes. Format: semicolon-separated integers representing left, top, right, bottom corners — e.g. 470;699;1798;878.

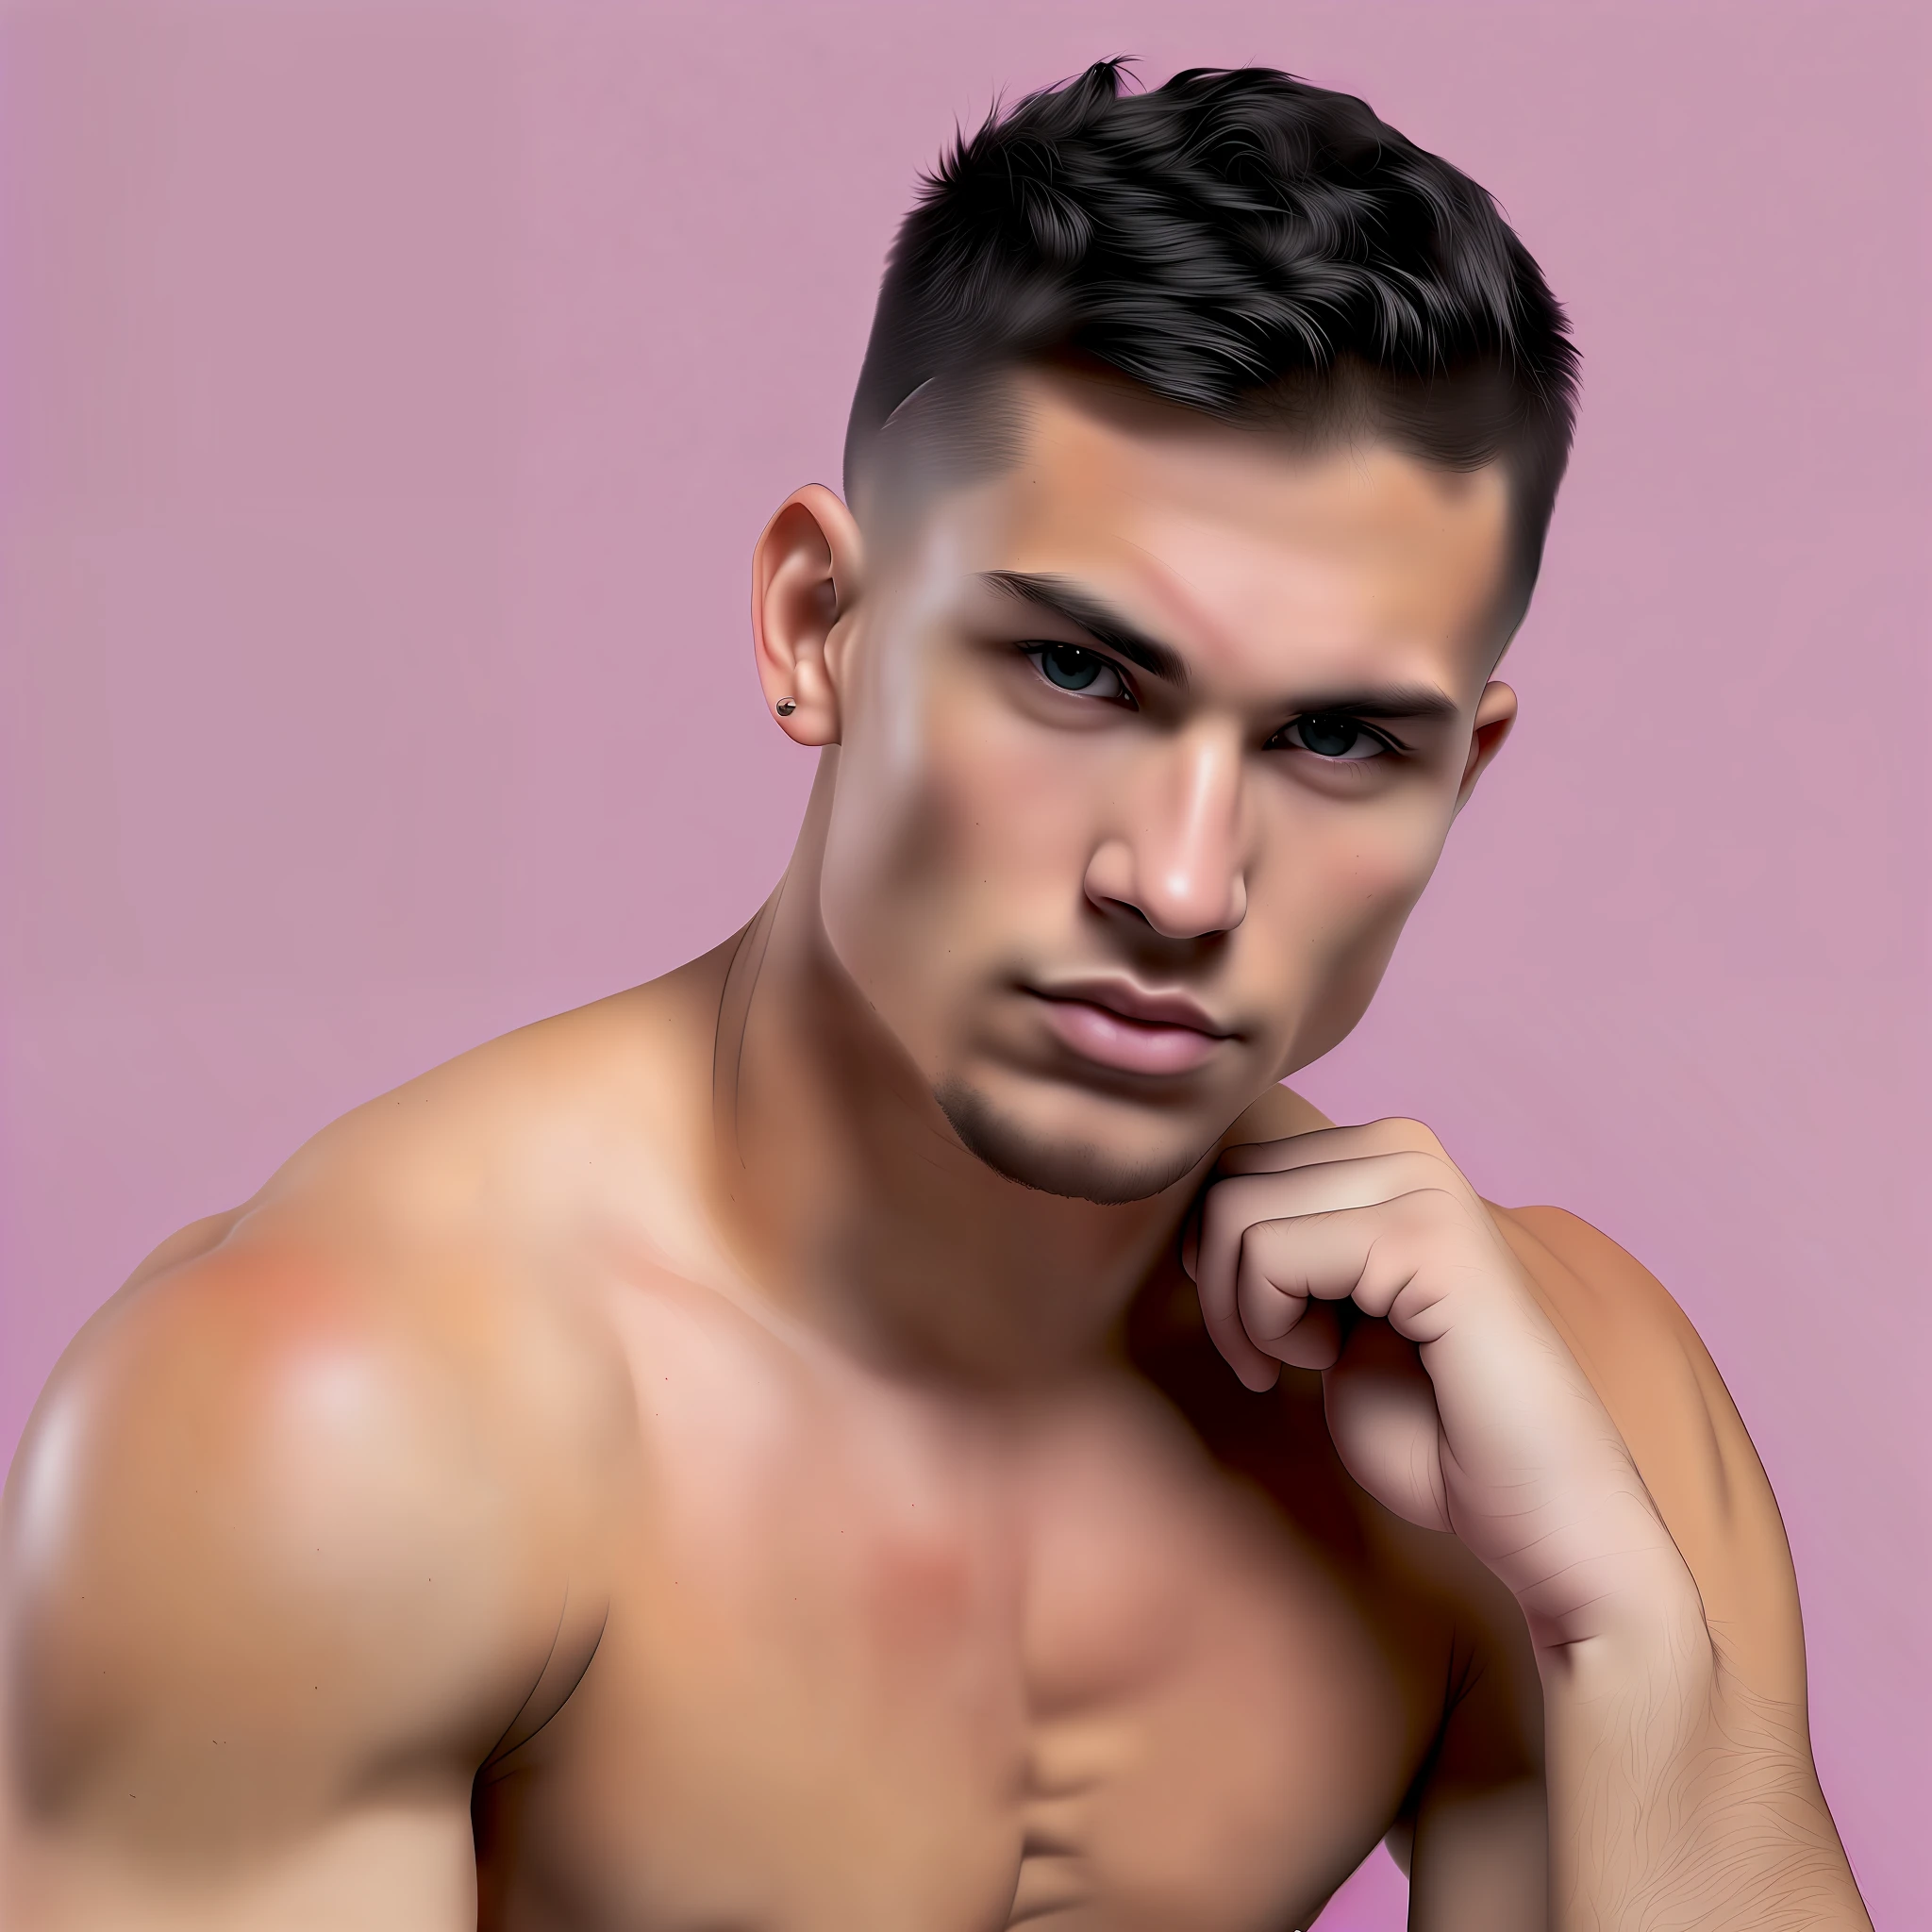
1084;724;1250;940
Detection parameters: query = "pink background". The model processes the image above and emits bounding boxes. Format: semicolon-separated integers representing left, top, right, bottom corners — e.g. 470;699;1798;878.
2;4;1924;1924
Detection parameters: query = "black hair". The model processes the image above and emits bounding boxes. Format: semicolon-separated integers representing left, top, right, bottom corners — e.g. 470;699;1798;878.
845;59;1579;618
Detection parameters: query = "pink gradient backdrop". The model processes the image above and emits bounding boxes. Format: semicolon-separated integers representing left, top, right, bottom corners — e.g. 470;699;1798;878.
2;4;1924;1924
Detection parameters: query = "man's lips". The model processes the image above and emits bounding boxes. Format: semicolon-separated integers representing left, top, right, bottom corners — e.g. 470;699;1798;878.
1026;981;1231;1076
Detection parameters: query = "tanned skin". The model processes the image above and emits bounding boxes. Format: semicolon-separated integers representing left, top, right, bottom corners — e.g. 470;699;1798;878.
1;369;1869;1929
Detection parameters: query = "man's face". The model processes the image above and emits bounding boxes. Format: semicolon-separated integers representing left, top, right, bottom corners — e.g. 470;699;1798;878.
814;370;1516;1204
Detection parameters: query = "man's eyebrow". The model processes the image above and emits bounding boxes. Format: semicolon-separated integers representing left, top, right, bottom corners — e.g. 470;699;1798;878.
981;571;1190;686
982;571;1463;723
1292;683;1463;724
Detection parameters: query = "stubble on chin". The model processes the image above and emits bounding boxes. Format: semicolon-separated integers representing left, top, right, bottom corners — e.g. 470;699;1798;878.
934;1078;1212;1207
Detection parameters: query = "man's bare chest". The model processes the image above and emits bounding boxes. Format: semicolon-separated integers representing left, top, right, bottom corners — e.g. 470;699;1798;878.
473;1301;1450;1932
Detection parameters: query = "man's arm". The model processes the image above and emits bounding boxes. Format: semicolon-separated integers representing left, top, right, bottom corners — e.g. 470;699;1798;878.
1;1226;615;1929
1491;1205;1870;1931
1191;1119;1872;1932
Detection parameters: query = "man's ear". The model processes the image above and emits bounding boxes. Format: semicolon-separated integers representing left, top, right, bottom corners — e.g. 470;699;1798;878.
1452;680;1518;817
751;484;862;747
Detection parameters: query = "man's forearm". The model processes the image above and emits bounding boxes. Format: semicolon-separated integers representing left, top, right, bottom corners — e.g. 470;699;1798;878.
1541;1613;1871;1932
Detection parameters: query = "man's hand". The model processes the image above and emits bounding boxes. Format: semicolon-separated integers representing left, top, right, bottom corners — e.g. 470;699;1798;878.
1184;1117;1874;1931
1184;1117;1691;1654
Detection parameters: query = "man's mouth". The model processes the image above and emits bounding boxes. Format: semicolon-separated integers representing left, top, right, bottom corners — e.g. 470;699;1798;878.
1025;979;1231;1076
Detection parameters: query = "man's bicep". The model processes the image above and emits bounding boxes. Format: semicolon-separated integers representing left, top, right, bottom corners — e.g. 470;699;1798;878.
3;1245;560;1925
8;1799;481;1932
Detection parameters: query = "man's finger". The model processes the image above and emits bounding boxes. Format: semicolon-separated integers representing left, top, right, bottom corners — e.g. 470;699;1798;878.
1216;1116;1447;1178
1271;1300;1343;1371
1200;1193;1471;1380
1193;1151;1451;1302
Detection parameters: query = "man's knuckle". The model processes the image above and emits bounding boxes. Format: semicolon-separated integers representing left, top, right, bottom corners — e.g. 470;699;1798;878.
1362;1115;1437;1158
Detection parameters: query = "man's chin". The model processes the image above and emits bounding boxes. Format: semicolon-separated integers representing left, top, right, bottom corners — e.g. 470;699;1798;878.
934;1078;1211;1206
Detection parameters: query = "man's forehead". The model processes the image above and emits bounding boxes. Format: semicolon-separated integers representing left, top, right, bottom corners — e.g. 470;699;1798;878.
949;371;1515;684
998;368;1507;549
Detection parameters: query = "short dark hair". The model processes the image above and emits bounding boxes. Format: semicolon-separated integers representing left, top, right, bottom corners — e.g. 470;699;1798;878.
845;59;1579;621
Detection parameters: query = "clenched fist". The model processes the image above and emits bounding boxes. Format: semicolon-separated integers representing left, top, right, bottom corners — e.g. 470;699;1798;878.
1185;1118;1695;1654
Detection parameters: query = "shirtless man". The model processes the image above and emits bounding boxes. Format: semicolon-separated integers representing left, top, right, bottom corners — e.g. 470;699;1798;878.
1;59;1872;1932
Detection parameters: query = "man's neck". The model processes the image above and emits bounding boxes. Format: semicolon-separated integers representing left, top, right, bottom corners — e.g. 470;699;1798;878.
703;858;1207;1392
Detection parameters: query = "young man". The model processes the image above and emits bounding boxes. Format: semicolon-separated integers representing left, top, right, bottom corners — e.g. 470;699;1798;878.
1;60;1871;1932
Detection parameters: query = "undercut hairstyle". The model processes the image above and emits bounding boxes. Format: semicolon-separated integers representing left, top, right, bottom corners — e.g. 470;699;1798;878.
845;58;1580;625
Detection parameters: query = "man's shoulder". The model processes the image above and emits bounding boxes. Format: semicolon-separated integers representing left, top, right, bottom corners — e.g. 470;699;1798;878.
1486;1201;1754;1476
1487;1202;1807;1705
250;954;727;1259
40;967;703;1436
8;1175;638;1626
0;1212;622;1870
3;963;730;1695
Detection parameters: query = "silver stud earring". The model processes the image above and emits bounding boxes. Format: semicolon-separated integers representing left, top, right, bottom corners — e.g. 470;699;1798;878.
774;698;797;718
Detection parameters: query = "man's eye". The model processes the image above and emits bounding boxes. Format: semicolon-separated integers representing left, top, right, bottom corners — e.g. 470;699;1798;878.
1024;643;1128;701
1275;712;1391;761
